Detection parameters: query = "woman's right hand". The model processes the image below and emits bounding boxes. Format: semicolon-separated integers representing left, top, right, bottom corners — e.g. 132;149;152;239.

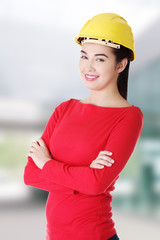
89;150;114;169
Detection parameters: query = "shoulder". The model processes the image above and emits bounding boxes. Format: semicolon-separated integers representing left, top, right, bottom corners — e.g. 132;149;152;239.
52;98;73;116
118;106;144;133
133;105;143;116
127;106;143;123
56;98;72;109
112;106;143;131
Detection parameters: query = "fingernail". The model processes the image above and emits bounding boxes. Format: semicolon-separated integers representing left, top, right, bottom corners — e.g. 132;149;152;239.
100;165;104;168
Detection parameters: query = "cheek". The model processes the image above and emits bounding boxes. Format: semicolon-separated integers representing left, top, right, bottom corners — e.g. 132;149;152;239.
100;63;116;76
79;60;86;74
78;60;83;71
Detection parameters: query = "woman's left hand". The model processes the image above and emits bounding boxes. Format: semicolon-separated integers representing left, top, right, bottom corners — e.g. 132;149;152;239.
27;138;52;169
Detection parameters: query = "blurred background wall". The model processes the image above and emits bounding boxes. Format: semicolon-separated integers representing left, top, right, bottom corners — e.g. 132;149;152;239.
0;0;160;239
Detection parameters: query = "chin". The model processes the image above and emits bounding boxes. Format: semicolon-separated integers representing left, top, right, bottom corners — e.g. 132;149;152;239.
83;82;101;91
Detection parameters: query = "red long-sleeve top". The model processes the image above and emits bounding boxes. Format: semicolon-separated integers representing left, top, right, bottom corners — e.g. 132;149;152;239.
24;98;143;240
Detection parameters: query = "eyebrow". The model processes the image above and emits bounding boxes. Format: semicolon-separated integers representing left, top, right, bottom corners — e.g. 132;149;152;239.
80;50;108;58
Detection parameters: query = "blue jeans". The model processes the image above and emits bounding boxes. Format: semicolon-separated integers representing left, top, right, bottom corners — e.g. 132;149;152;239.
107;232;120;240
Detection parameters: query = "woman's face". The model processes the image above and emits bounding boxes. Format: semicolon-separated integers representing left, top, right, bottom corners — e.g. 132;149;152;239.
78;42;121;91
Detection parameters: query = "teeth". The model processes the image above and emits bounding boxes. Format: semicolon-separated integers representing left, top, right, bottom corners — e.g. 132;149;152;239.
86;75;98;79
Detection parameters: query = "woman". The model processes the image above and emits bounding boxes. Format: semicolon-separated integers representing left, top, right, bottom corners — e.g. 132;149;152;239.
24;13;143;240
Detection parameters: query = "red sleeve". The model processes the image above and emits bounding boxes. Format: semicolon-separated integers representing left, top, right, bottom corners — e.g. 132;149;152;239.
40;108;143;195
23;100;71;192
23;157;63;192
41;100;69;149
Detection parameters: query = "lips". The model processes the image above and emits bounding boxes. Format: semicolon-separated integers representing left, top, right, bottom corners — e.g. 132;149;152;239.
85;74;99;81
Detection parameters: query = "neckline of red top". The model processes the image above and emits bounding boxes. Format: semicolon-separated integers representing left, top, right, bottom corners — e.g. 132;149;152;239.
72;98;135;109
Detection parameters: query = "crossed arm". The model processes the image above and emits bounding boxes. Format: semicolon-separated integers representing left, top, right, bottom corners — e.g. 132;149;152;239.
24;104;143;195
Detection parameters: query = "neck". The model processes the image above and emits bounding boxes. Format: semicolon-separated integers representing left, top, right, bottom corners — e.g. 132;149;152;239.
87;86;124;106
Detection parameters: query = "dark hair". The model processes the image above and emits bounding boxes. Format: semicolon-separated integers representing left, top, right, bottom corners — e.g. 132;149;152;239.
111;44;132;100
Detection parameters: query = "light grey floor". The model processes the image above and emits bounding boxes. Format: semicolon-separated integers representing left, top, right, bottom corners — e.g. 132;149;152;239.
0;201;46;240
113;208;160;240
0;200;159;240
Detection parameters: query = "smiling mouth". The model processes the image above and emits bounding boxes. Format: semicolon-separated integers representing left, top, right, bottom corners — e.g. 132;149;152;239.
85;74;99;81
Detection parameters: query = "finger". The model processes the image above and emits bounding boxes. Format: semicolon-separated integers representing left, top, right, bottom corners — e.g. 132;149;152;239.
36;140;40;146
36;138;46;147
90;163;105;169
26;149;31;156
97;159;113;167
29;146;37;152
27;150;33;154
28;152;36;158
26;151;33;158
97;154;114;163
27;147;38;156
101;155;114;163
99;150;113;156
30;142;40;149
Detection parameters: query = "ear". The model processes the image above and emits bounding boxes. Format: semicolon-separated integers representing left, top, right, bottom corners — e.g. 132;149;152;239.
116;58;128;73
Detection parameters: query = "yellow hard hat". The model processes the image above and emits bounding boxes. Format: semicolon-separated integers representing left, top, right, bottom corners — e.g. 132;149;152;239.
74;13;135;61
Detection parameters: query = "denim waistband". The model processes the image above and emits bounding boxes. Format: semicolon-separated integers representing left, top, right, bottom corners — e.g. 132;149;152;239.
107;232;120;240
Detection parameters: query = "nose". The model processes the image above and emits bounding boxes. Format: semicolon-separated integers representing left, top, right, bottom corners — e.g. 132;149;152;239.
86;59;96;72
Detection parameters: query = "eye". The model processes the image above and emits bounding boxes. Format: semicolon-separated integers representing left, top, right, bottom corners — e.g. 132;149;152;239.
80;55;87;59
96;58;104;62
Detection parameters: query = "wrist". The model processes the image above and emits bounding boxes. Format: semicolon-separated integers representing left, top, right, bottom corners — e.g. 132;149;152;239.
40;158;52;169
